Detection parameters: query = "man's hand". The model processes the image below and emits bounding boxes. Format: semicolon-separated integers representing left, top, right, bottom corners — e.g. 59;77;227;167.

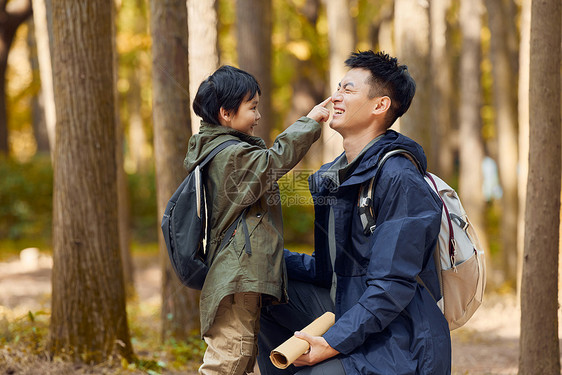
306;97;332;123
292;330;340;367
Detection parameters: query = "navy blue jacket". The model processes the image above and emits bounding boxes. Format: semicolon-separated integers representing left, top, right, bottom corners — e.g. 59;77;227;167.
284;130;451;374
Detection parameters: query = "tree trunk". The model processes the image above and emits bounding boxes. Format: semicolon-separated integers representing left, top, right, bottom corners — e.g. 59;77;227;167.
485;0;519;286
394;0;431;165
518;0;561;373
429;0;454;179
394;0;433;165
32;0;56;155
112;0;134;299
149;0;199;341
236;0;273;145
283;0;324;168
0;0;32;155
127;67;150;173
458;0;487;248
324;0;353;163
516;0;530;302
49;1;133;363
187;0;219;134
376;3;394;56
27;18;50;154
116;114;135;299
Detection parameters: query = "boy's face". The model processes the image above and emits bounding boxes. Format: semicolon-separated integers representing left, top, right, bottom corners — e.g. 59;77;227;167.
227;93;261;136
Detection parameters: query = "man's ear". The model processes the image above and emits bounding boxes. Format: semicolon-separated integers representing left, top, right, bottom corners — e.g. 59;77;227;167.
373;96;391;115
219;107;231;125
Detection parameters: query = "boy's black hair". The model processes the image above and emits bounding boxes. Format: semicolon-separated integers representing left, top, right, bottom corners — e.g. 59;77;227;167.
345;51;416;127
193;65;261;126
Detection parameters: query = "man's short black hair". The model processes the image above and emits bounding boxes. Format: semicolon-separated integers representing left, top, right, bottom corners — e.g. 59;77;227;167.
345;51;416;127
193;65;261;126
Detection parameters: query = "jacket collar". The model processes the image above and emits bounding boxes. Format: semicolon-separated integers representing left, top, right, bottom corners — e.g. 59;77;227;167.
198;121;266;148
183;121;267;173
310;130;428;193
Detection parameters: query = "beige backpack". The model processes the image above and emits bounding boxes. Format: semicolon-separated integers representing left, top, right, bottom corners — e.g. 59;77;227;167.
358;149;486;330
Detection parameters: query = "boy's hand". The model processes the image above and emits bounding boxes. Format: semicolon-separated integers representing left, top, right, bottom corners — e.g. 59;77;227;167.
306;97;332;123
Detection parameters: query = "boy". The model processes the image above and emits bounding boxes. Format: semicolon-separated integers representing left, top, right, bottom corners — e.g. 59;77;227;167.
184;65;330;374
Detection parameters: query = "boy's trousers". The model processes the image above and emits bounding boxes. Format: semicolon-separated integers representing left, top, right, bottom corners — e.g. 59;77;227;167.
199;292;261;375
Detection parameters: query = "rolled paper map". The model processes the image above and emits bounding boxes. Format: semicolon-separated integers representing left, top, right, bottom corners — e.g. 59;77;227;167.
269;311;336;369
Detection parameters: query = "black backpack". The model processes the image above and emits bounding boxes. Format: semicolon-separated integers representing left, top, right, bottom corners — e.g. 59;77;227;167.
161;139;243;290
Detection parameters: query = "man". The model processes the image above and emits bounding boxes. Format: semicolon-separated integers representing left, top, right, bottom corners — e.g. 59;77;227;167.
257;51;451;375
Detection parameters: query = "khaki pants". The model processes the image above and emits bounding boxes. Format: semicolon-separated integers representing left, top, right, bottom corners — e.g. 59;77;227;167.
199;292;261;375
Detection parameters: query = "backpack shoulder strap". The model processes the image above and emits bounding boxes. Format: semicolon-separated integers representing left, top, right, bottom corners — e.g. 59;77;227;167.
198;139;253;257
358;149;422;235
198;139;241;169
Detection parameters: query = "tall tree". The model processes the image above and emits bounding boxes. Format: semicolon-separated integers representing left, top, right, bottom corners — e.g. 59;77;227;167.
127;68;150;172
31;0;55;154
150;0;199;340
519;0;561;373
394;0;432;166
0;0;32;154
187;0;219;134
429;0;454;180
458;0;487;246
485;0;519;285
236;0;273;145
374;1;394;55
49;1;133;362
282;0;325;167
27;18;50;154
119;0;151;173
324;0;353;162
516;0;530;301
113;0;134;298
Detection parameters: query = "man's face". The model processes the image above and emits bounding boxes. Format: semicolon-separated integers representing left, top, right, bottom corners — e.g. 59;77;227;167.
330;68;378;135
226;93;261;136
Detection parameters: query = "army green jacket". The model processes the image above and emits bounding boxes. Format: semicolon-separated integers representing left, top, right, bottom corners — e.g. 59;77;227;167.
184;117;321;335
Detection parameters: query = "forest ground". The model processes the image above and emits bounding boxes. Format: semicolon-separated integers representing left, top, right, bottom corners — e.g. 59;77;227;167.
0;249;561;375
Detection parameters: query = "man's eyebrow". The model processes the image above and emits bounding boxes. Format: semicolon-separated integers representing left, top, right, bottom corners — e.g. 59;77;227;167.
342;82;355;89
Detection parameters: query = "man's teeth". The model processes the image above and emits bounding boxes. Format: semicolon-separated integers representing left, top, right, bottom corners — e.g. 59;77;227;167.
335;110;344;114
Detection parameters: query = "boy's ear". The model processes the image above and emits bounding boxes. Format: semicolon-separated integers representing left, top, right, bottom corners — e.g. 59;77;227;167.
219;107;231;125
372;96;391;115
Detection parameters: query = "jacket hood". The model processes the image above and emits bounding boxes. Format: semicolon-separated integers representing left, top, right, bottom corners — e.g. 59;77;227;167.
313;130;428;189
183;121;266;173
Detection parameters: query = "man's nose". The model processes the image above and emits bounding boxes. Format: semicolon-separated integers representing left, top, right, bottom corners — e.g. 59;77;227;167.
332;90;342;102
256;110;261;120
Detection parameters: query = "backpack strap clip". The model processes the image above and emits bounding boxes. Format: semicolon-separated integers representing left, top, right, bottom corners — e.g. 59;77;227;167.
358;178;377;235
358;149;421;236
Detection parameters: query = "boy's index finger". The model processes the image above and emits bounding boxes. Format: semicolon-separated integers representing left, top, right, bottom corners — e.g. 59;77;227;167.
319;97;332;107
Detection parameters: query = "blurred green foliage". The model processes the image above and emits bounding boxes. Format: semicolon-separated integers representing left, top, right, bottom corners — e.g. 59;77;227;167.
127;168;159;243
0;155;52;241
0;155;160;246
